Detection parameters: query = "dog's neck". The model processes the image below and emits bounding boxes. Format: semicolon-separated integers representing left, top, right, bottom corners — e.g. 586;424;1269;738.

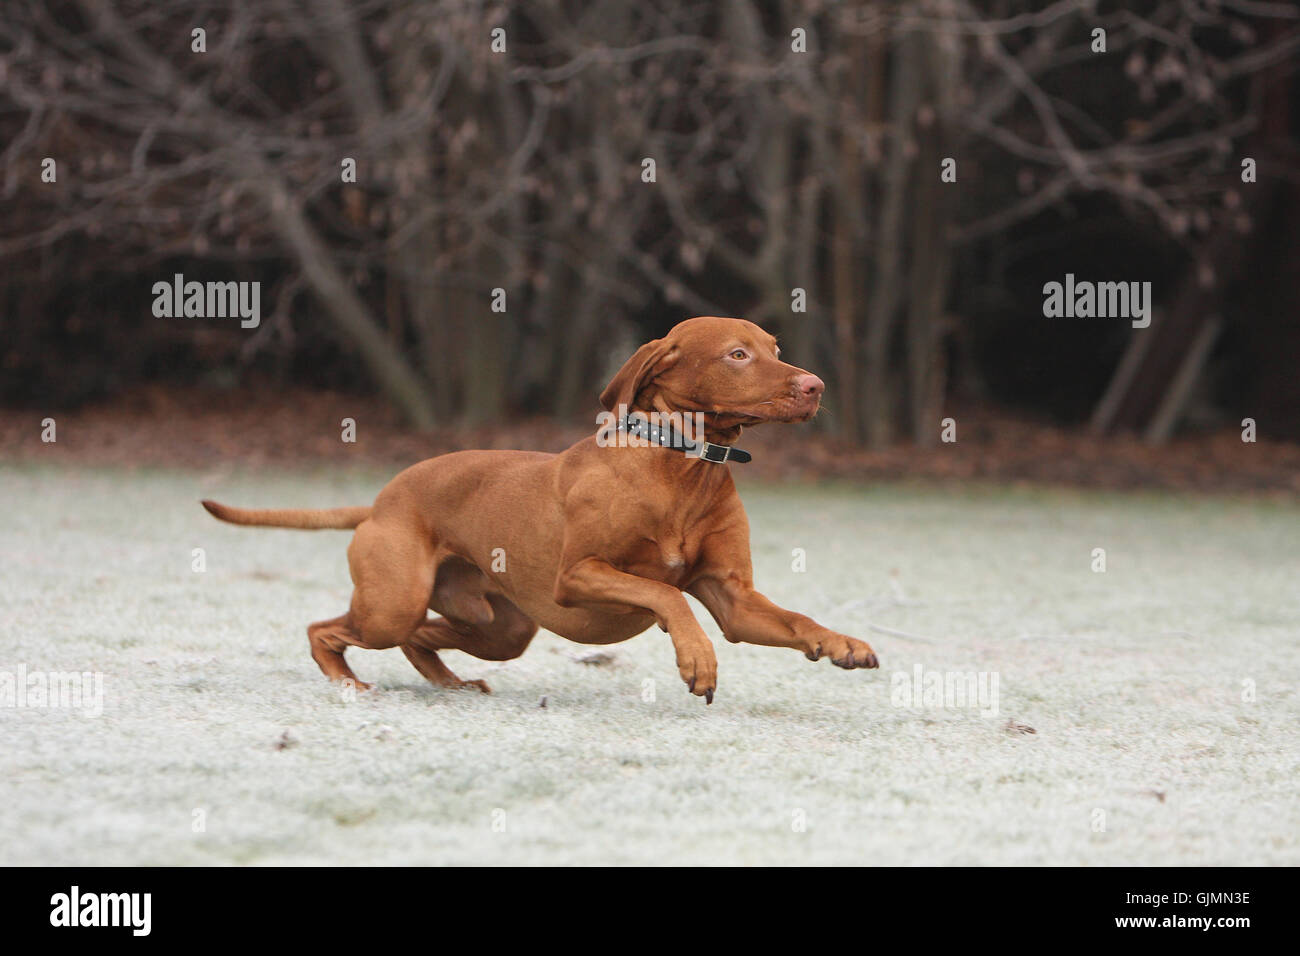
638;395;746;446
616;407;752;464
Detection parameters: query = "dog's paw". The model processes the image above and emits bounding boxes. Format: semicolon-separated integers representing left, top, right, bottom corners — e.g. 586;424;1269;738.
337;677;375;693
805;634;878;669
677;646;718;705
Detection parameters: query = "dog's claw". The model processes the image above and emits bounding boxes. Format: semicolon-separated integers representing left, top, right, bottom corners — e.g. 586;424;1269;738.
688;677;696;693
705;688;714;705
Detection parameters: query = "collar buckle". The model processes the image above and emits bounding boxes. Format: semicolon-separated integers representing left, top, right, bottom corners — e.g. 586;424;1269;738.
695;442;732;464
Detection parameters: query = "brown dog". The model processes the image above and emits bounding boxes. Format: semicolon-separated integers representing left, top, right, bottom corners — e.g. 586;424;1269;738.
202;316;878;703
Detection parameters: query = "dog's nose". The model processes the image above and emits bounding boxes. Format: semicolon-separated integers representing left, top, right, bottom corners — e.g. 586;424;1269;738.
795;374;825;399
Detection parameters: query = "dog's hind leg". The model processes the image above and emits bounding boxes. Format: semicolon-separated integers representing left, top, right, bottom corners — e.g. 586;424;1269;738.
307;615;372;689
403;589;539;694
305;519;437;690
401;621;492;694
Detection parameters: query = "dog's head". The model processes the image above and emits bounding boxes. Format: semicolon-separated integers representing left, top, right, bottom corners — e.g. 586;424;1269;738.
600;317;824;434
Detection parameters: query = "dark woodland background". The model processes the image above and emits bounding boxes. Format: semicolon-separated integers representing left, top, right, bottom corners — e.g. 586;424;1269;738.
2;0;1299;482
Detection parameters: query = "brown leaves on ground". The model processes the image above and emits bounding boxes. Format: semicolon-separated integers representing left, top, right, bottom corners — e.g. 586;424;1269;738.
2;384;1298;497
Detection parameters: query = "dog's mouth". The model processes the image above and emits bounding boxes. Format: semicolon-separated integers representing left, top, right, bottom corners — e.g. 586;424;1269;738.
745;393;822;424
655;387;821;430
701;399;819;427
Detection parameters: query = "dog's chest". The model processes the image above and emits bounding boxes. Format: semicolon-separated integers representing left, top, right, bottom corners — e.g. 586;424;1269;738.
660;540;688;573
621;533;699;586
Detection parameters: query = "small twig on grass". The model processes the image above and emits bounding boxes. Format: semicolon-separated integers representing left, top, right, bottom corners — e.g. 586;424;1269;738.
866;622;938;643
830;595;929;617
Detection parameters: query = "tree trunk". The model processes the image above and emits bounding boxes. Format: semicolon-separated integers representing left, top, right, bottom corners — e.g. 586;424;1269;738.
906;29;957;447
862;30;920;448
258;177;437;430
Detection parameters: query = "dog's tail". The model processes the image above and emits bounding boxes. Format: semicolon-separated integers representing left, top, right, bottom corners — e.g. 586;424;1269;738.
201;499;371;530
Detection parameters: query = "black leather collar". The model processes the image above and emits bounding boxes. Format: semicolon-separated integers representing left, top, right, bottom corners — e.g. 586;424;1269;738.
618;413;752;464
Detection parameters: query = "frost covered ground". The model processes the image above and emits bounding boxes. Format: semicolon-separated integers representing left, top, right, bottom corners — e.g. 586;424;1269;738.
2;463;1297;865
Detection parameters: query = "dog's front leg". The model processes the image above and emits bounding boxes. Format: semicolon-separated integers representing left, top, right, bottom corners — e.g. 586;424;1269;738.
690;575;878;670
554;556;718;702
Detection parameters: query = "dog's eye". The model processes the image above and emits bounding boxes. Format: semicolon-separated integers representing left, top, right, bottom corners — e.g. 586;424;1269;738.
729;349;749;361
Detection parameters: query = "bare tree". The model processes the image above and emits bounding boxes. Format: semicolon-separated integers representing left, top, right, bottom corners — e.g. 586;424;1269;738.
2;0;1295;439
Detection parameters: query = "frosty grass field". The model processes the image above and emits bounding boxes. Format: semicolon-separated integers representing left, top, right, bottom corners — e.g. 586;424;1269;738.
2;463;1297;865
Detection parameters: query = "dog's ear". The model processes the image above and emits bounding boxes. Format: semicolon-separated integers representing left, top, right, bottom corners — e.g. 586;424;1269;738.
600;338;679;412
